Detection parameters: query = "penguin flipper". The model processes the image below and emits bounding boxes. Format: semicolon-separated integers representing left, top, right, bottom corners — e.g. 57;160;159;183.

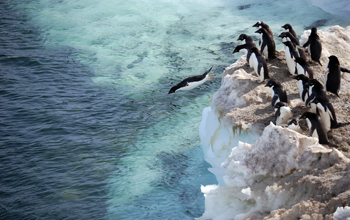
274;109;281;125
309;124;316;137
271;94;279;108
341;67;350;73
305;94;315;107
303;40;310;48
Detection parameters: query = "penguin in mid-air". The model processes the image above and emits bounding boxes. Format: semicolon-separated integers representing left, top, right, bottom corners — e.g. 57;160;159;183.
255;28;276;59
295;57;314;79
273;102;293;126
287;119;303;134
324;55;342;98
303;27;322;66
281;23;300;45
282;41;298;76
265;79;287;108
293;74;309;105
249;47;269;83
299;111;337;147
168;67;215;94
252;21;274;45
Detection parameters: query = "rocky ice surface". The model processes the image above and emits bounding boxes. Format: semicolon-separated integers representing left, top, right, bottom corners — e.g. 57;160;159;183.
199;26;350;219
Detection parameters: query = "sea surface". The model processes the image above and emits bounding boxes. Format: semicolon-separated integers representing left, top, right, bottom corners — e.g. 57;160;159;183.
0;0;348;219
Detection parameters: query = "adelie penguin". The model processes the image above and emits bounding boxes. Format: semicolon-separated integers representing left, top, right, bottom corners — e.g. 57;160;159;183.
233;34;256;68
265;79;287;108
281;23;300;45
299;112;337;147
255;28;276;59
293;74;309;106
281;41;298;76
278;31;300;47
252;21;274;46
273;102;293;126
309;96;350;131
287;119;303;134
305;79;327;113
168;67;216;94
303;27;322;66
249;47;269;83
324;55;345;98
295;57;314;79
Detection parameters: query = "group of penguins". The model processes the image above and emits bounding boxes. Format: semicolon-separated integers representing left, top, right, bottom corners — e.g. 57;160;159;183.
168;21;350;148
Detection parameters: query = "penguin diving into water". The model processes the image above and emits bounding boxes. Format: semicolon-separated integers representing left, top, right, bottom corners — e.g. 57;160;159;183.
168;67;216;94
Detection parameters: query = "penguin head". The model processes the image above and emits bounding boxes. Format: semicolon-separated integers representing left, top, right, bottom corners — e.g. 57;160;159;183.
265;78;278;88
278;32;288;38
252;21;262;28
307;79;323;90
328;55;339;67
293;74;309;82
168;86;178;94
288;118;298;126
249;47;259;53
281;24;292;30
311;27;317;34
237;34;248;41
255;28;266;34
232;45;242;54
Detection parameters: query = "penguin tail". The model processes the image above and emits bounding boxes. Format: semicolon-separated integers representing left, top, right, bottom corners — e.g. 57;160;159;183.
317;60;322;66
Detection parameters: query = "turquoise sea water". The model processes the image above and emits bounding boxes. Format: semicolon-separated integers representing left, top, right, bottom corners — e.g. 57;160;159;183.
1;0;348;219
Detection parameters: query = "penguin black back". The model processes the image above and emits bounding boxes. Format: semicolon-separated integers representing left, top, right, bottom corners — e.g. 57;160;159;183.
303;27;322;66
255;28;276;59
325;55;341;97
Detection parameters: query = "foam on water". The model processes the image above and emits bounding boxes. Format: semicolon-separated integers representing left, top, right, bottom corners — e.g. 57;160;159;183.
12;0;350;219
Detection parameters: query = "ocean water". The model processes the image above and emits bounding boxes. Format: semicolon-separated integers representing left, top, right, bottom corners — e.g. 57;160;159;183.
1;0;348;219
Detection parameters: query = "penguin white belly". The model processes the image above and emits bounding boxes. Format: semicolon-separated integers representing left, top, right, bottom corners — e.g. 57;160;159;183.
251;53;258;75
262;45;268;58
178;79;206;91
269;86;275;97
276;107;292;126
296;63;304;75
317;103;331;131
297;80;304;100
285;47;295;75
248;54;254;68
306;118;318;138
288;124;303;134
310;103;317;113
258;66;265;82
324;72;329;89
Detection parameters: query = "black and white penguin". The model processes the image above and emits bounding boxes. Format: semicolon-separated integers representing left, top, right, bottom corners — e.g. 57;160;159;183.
299;111;337;147
265;79;288;108
281;23;300;45
287;119;303;134
293;74;309;105
305;79;327;113
255;28;276;59
282;41;298;76
278;32;300;46
303;27;322;66
252;21;274;45
249;47;269;83
295;57;314;79
237;34;256;45
233;43;256;68
310;96;350;131
273;102;293;126
168;67;215;94
324;55;341;98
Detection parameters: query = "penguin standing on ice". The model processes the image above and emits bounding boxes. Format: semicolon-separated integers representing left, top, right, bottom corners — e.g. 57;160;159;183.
273;102;293;126
255;28;276;59
299;112;337;147
324;55;342;98
168;67;215;94
303;27;322;66
281;23;300;45
287;119;303;134
295;57;314;79
249;47;269;83
293;74;309;105
282;41;298;76
252;21;274;45
309;96;350;131
305;79;327;113
234;34;257;67
265;79;288;108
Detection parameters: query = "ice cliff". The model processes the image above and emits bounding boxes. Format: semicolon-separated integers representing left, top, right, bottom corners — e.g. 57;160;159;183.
199;26;350;219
